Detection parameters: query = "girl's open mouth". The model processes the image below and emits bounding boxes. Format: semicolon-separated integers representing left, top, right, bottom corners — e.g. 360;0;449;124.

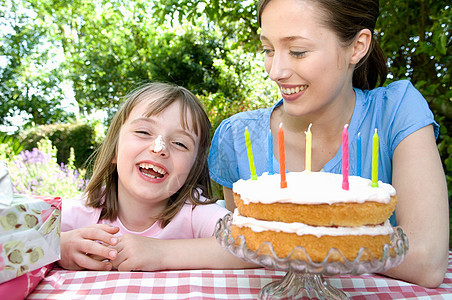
139;162;167;179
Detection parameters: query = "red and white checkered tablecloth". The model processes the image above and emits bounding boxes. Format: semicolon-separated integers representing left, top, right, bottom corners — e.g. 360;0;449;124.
27;253;452;299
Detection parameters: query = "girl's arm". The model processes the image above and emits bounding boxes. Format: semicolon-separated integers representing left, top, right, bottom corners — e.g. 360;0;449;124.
381;125;449;288
59;224;120;271
223;187;236;211
111;235;257;271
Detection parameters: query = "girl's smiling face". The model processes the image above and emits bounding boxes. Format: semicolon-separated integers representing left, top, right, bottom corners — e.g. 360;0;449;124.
260;0;356;118
114;96;200;210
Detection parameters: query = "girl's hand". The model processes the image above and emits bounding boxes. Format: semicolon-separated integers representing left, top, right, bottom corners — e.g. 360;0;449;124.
110;234;164;271
58;224;120;271
111;235;258;272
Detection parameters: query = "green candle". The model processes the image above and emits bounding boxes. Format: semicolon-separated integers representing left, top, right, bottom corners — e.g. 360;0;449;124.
371;128;379;187
244;127;257;180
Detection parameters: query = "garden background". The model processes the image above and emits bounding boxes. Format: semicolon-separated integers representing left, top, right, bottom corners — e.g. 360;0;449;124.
1;1;451;243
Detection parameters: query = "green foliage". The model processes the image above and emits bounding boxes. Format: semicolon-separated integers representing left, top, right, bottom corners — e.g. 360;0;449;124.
2;138;87;198
18;122;101;169
152;0;260;52
0;132;24;160
0;0;73;127
376;0;451;198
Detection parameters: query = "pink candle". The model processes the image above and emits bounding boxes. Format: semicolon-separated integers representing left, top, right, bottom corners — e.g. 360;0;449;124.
278;123;287;189
342;124;349;190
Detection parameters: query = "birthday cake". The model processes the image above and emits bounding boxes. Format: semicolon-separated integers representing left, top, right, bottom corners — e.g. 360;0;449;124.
230;171;397;262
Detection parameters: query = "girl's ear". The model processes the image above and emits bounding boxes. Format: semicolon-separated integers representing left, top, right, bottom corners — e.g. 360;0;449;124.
350;29;372;65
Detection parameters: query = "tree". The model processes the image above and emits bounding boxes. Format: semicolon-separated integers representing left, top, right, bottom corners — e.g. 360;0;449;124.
0;0;71;127
9;0;275;123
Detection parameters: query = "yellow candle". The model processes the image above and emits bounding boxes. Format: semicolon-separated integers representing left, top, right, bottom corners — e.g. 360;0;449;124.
244;127;257;180
371;128;379;187
305;123;312;172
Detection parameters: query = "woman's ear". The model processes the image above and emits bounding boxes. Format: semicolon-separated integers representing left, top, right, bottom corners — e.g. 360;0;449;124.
350;29;372;65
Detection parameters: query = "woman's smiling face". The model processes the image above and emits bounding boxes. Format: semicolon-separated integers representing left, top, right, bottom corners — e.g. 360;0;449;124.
260;0;355;117
114;96;200;208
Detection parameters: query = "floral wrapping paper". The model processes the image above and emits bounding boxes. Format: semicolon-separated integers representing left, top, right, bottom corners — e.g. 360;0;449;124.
0;194;61;284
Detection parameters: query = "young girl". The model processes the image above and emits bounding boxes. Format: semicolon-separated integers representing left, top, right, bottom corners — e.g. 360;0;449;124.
59;82;254;272
209;0;449;288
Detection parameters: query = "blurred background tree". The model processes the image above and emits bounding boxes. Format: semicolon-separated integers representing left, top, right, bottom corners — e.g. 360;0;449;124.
0;0;450;201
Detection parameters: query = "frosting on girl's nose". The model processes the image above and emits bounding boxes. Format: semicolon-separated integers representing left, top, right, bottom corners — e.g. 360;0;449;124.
153;135;166;153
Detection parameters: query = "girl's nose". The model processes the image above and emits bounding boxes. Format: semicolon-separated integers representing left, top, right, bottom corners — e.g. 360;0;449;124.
151;135;167;156
266;52;292;82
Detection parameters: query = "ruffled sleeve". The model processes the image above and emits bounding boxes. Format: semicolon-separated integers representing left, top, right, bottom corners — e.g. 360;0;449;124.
209;118;240;189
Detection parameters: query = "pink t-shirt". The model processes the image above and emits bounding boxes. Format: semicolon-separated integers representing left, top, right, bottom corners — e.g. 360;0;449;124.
61;197;229;239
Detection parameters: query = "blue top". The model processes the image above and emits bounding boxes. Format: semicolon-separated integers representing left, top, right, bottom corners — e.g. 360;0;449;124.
208;80;439;225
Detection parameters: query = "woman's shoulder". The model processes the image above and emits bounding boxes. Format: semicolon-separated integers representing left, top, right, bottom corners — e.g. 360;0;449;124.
358;79;432;120
357;79;438;143
363;80;423;103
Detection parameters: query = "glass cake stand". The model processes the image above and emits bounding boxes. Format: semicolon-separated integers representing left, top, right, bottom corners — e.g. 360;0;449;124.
215;214;409;300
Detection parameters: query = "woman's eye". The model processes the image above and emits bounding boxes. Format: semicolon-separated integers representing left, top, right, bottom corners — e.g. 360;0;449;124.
261;49;274;56
290;51;306;58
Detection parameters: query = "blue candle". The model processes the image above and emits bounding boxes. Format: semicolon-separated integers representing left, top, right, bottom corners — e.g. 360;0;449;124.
357;132;361;177
268;129;274;175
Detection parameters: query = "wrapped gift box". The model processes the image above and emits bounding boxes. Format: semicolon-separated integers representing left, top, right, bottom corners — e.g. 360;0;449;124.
0;194;61;284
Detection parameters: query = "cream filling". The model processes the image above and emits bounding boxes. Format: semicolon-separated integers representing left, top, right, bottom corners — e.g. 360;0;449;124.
233;172;395;205
232;209;393;238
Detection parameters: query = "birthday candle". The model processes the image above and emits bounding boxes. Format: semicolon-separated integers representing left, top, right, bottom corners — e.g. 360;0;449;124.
342;124;349;190
357;132;361;177
244;127;257;180
268;129;274;175
278;123;287;188
371;128;379;187
305;123;312;172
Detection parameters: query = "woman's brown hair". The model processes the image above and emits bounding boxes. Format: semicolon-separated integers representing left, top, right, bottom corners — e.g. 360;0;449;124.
258;0;388;90
83;82;214;227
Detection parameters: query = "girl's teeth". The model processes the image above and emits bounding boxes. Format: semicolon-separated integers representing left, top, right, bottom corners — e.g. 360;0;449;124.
138;162;167;175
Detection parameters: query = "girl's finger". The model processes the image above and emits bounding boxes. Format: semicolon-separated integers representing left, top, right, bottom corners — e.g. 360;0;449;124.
80;226;119;246
76;252;113;271
88;223;120;234
82;239;118;261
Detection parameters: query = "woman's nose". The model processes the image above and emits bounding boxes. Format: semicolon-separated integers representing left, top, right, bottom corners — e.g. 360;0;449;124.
266;52;292;82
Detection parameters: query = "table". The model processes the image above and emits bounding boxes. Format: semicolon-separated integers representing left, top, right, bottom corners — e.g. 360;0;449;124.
27;253;452;299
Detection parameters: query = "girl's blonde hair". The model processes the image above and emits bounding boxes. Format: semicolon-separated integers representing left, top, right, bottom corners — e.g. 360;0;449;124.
84;82;214;227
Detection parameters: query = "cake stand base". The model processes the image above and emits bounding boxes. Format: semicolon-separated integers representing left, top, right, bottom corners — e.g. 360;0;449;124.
215;214;408;300
258;270;348;300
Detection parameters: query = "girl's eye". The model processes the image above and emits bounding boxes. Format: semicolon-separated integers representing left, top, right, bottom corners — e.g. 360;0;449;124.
290;51;306;58
135;130;150;135
173;141;188;150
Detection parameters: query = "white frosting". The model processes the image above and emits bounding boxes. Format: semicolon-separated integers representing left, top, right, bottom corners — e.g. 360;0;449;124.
153;135;166;152
233;171;395;205
232;209;393;237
